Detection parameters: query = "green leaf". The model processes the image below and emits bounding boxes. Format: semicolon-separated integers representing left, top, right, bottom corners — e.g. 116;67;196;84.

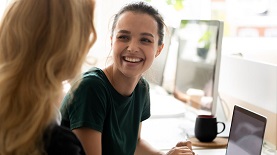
166;0;173;5
180;20;188;28
174;0;184;11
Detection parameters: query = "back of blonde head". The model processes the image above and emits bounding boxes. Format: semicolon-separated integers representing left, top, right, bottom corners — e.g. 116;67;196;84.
0;0;96;154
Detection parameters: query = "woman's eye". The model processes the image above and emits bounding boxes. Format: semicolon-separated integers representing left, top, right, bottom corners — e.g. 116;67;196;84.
117;35;129;40
141;38;152;43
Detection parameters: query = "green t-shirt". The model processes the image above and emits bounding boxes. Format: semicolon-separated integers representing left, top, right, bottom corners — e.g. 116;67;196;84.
60;67;151;155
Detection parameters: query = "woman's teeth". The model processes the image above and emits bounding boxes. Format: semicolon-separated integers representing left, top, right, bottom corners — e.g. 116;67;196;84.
124;57;142;62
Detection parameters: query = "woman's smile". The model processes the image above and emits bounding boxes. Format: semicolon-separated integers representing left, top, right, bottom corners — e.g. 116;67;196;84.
123;56;143;63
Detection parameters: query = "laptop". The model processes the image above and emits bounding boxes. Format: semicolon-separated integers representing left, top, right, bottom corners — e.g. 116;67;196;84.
225;105;267;155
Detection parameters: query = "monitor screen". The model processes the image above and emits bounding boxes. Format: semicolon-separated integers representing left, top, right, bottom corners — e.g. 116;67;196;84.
173;20;223;115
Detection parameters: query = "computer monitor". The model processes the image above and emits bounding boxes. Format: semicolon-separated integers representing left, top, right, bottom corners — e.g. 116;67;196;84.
173;20;224;115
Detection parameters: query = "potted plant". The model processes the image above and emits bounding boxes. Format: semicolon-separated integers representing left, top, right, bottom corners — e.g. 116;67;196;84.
197;30;211;60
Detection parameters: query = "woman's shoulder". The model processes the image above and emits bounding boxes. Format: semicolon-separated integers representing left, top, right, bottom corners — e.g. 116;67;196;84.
80;67;108;84
134;77;150;94
83;67;104;78
44;124;85;155
69;67;108;92
138;77;150;89
140;77;149;85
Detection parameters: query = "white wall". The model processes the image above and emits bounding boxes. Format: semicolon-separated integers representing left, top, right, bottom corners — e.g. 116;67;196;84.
222;37;277;65
218;36;277;113
218;53;277;147
219;55;277;113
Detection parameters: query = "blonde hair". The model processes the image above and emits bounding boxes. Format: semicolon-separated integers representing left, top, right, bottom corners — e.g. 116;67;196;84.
0;0;96;154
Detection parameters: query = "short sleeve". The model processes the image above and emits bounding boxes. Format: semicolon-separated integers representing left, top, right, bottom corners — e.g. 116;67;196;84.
62;75;109;132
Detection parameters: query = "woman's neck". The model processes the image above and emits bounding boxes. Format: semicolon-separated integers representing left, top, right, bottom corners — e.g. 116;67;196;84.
103;65;141;96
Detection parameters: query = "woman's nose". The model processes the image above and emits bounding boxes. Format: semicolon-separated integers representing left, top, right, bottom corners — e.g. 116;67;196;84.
127;40;139;52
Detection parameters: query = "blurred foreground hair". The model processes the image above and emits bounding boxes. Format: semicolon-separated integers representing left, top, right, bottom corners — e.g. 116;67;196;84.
0;0;97;154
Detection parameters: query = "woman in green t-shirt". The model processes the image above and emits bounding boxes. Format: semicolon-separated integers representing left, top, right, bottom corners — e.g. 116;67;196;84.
61;1;194;155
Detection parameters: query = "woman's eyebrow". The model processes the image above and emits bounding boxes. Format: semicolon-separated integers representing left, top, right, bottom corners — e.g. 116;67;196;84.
117;30;154;38
118;30;130;34
141;32;154;38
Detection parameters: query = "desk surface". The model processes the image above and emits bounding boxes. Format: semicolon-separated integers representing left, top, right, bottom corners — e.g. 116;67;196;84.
161;147;276;155
142;91;226;154
143;86;276;155
161;148;226;155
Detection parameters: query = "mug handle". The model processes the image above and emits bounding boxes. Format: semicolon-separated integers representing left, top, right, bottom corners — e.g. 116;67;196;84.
217;122;226;134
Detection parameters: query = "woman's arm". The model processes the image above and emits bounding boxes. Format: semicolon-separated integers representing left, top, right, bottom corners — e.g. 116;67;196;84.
135;123;195;155
134;123;164;155
73;128;102;155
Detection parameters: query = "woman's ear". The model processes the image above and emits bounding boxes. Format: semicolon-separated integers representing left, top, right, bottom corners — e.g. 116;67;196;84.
155;44;164;57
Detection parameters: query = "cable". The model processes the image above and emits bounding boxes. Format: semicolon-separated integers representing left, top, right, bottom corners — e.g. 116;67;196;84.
218;92;231;120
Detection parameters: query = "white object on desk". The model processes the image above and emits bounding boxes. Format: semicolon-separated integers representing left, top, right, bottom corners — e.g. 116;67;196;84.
150;94;186;118
142;117;190;150
143;87;194;149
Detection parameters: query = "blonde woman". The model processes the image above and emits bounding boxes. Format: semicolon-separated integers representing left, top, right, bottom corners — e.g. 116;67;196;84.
0;0;97;154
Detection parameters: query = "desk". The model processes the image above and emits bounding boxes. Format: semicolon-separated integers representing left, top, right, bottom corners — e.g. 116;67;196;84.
142;86;276;155
142;90;224;154
161;147;276;155
161;148;226;155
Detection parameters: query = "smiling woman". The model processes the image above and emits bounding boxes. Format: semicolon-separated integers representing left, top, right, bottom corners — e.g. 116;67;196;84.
60;1;195;155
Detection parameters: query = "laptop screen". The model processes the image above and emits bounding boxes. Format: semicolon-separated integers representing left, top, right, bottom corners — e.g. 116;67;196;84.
226;105;267;155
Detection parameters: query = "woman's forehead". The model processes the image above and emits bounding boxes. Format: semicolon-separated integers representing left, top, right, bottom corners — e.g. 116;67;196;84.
114;12;158;34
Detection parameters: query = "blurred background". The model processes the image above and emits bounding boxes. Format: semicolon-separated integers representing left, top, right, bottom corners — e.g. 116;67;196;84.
1;0;276;150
